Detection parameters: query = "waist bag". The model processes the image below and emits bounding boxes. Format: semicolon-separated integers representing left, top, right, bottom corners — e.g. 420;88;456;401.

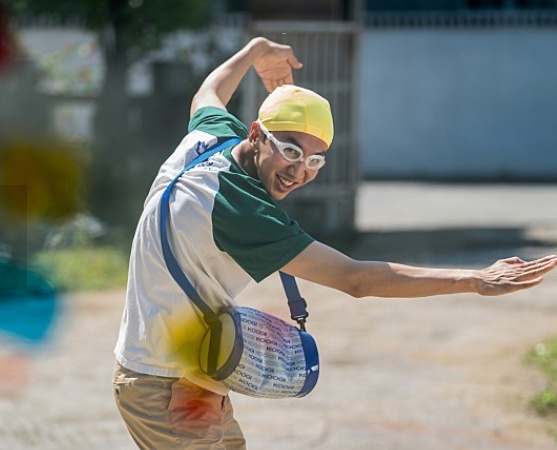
160;138;319;399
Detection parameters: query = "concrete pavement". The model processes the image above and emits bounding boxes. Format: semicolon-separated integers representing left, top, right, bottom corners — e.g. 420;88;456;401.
231;181;557;450
1;181;557;450
350;182;557;266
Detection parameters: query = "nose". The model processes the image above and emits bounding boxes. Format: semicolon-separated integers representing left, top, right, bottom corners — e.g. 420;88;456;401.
287;160;306;179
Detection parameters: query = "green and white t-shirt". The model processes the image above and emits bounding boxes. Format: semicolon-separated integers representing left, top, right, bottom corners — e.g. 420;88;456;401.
114;107;314;394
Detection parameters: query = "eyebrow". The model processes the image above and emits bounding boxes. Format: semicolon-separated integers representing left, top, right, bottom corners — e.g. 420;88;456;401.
284;136;302;148
284;136;327;156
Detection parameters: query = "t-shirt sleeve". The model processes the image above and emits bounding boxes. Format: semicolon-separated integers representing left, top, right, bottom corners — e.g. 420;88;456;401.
212;172;314;283
188;106;249;140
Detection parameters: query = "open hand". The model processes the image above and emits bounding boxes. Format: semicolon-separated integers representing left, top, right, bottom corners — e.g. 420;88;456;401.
253;39;303;93
475;255;557;296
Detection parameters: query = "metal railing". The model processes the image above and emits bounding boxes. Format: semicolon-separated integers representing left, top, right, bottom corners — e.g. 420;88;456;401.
365;10;557;28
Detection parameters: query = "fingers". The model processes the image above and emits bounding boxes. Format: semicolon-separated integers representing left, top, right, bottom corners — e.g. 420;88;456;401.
273;42;302;69
520;254;557;265
262;78;274;93
277;76;292;88
531;254;557;265
501;255;557;271
288;54;303;70
262;76;294;93
482;275;544;296
255;42;303;93
262;77;285;93
479;254;557;295
506;276;544;294
521;255;557;274
502;256;526;264
510;256;557;281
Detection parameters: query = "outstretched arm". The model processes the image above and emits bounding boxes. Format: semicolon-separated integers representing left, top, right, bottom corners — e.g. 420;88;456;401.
282;241;557;298
190;37;303;116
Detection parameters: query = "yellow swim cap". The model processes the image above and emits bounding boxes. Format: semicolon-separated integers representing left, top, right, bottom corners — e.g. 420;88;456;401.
258;85;334;148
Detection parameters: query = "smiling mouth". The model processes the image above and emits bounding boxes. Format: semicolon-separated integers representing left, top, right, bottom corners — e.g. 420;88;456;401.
277;174;295;188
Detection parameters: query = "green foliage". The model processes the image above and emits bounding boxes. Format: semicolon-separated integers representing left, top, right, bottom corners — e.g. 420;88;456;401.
530;389;557;417
10;0;216;239
526;338;557;416
12;0;209;54
31;245;129;292
527;340;557;380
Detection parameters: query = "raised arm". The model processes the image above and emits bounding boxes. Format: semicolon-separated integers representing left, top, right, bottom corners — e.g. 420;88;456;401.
190;37;303;116
282;241;557;298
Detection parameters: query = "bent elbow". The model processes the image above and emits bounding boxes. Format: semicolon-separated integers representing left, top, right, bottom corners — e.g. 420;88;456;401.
330;261;371;298
342;276;368;299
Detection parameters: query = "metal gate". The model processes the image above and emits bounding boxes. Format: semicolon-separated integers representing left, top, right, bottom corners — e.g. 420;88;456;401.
241;21;360;236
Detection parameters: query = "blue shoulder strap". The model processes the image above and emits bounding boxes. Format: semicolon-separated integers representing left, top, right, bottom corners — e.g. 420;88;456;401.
159;138;310;329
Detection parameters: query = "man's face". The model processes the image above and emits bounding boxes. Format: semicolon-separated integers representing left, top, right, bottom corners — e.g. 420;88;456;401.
250;122;329;201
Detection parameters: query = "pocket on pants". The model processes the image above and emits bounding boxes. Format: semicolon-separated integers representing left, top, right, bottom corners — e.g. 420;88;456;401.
112;363;175;418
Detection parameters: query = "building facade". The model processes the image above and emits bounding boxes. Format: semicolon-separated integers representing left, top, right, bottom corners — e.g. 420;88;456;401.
359;2;557;180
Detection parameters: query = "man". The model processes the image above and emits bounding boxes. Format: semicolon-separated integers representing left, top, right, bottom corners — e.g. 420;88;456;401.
113;36;557;449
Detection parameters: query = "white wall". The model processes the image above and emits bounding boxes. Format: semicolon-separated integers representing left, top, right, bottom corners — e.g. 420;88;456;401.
358;27;557;179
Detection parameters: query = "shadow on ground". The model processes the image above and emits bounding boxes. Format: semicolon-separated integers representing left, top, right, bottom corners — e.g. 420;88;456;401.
327;226;557;267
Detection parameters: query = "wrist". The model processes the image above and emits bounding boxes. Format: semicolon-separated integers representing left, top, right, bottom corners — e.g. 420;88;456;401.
247;37;270;60
460;269;480;293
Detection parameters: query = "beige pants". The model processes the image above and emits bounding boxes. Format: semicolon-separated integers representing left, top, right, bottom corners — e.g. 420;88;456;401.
113;362;246;449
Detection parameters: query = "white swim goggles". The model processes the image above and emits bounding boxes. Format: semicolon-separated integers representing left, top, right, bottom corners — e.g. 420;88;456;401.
257;121;326;171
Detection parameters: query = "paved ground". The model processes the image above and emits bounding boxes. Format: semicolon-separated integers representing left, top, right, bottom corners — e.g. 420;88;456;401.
1;182;557;450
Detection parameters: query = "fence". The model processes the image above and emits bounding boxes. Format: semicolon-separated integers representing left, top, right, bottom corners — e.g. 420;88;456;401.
365;10;557;27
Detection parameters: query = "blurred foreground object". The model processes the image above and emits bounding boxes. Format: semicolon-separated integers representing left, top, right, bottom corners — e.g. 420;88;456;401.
0;134;83;385
0;1;17;73
0;135;85;223
0;258;59;398
0;258;58;344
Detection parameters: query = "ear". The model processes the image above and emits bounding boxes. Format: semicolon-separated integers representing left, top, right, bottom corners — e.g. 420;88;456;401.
249;121;261;142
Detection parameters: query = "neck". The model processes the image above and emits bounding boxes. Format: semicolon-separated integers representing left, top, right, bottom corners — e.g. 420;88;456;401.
232;140;258;178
